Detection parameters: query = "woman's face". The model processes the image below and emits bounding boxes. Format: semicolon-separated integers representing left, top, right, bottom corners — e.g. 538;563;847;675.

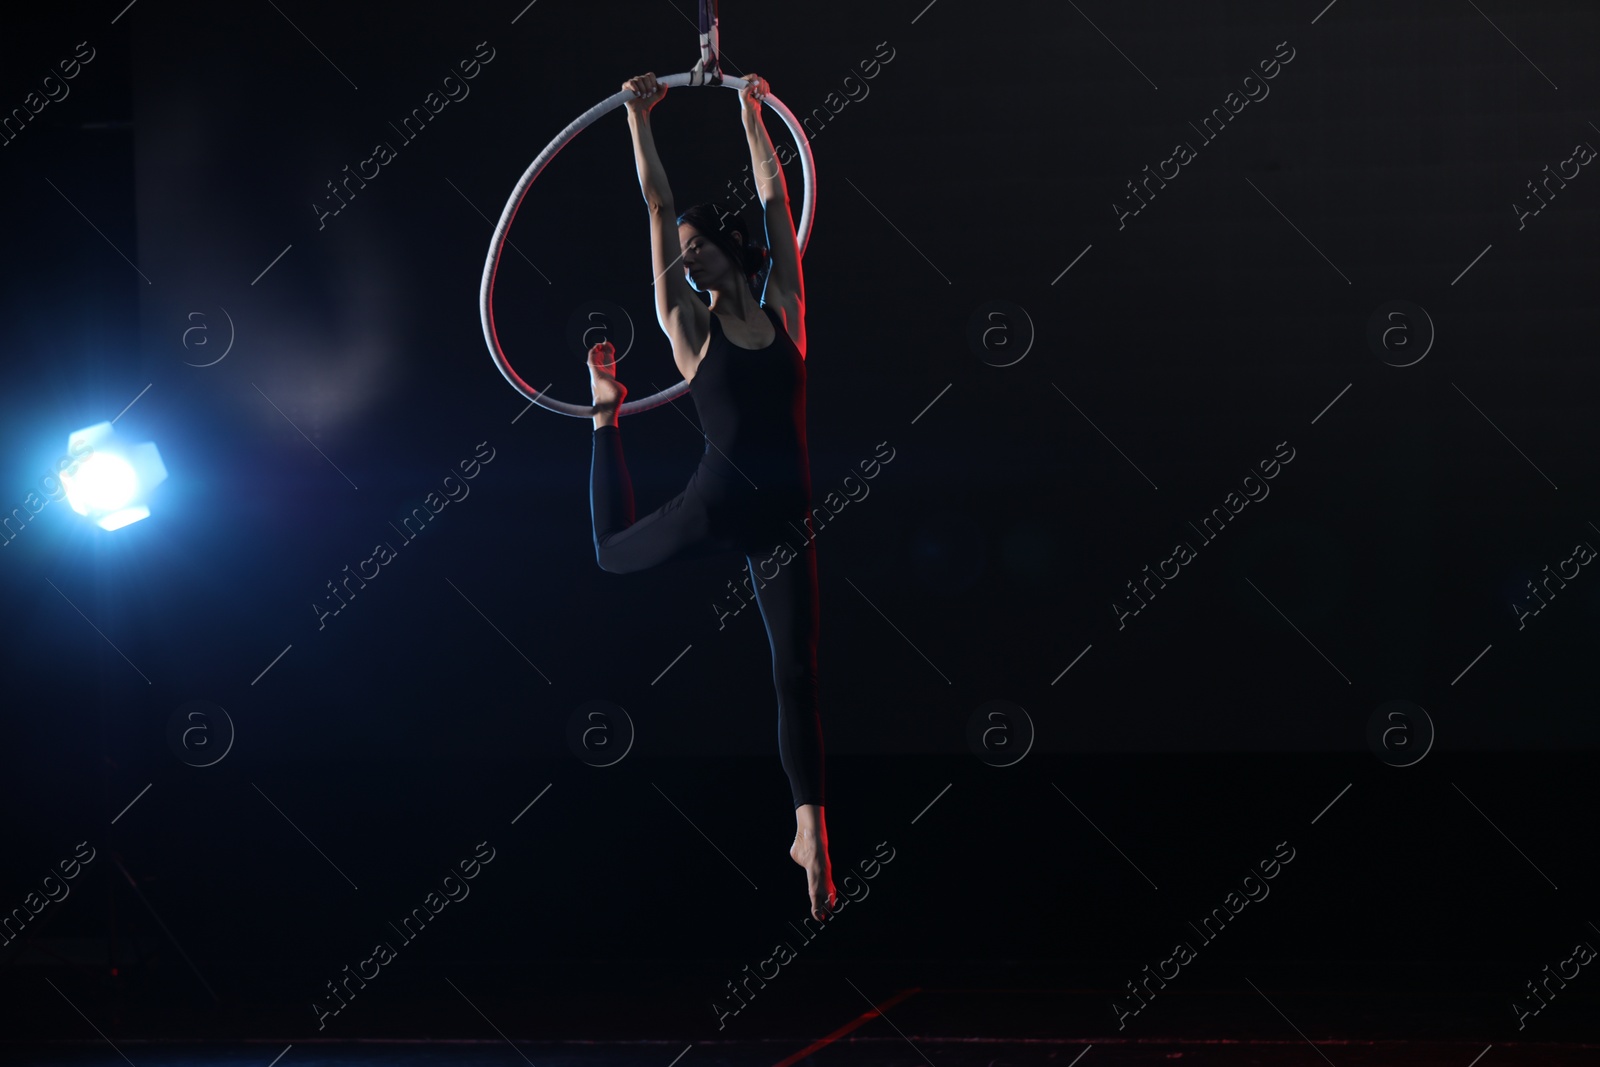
679;223;738;293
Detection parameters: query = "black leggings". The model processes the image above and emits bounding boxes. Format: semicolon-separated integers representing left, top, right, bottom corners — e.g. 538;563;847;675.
589;425;824;809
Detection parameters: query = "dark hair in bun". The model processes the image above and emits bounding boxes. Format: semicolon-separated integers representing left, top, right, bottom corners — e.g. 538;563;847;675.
676;201;770;297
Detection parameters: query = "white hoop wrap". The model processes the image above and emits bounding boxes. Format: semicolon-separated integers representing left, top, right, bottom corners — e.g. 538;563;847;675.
479;74;817;418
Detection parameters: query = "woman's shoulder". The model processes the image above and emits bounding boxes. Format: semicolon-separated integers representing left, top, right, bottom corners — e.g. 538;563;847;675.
761;289;805;357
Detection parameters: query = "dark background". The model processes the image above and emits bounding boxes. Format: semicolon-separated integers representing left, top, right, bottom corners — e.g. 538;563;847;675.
1;0;1596;1054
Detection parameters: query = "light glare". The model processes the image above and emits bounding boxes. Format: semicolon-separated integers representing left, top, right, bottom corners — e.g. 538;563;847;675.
65;453;139;513
57;421;169;531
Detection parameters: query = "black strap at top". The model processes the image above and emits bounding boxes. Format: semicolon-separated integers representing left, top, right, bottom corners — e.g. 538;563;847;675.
692;0;722;86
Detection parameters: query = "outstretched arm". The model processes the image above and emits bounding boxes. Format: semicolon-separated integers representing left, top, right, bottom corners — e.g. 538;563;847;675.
741;75;804;307
624;73;703;360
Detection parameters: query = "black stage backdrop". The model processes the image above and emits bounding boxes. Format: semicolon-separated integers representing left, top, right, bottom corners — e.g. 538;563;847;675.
1;0;1596;1051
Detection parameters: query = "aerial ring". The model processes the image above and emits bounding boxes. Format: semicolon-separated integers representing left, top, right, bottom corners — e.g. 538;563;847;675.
480;73;816;417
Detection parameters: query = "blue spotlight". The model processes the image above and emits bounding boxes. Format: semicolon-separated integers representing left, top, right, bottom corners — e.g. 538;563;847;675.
59;422;168;531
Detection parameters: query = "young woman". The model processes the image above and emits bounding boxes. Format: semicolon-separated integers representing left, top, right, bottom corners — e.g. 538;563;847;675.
585;70;836;921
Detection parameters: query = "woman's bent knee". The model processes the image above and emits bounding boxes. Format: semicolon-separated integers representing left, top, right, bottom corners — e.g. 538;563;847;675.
595;542;628;575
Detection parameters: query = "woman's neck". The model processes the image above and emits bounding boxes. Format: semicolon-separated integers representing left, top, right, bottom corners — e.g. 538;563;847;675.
708;287;757;319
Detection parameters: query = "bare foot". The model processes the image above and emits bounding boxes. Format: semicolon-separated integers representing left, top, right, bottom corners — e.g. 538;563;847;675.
791;804;838;921
587;341;626;428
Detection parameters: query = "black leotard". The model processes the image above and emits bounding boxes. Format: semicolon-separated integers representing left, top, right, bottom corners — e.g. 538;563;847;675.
687;304;812;525
589;303;824;808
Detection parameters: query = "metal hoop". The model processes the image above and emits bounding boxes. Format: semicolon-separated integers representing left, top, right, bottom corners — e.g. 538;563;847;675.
479;74;816;417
